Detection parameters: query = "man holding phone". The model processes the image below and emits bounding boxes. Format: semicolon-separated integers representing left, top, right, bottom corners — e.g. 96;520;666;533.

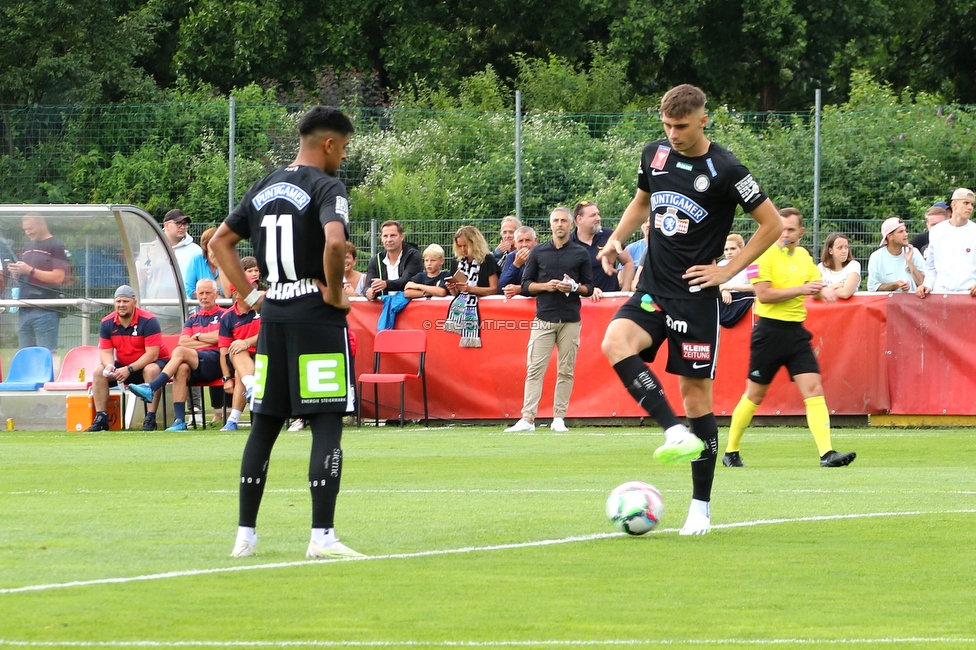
7;213;70;353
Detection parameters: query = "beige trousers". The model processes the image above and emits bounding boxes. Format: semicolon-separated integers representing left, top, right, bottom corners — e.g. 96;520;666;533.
520;319;582;420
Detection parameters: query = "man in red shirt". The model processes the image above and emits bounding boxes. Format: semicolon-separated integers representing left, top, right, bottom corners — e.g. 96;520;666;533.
218;282;261;431
127;279;225;430
87;285;170;431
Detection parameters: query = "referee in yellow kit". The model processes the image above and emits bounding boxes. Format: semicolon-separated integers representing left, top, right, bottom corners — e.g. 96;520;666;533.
723;207;856;468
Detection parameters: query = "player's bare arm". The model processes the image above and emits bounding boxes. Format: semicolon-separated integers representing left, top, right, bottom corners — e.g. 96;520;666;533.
321;220;350;313
599;189;651;276
684;198;782;289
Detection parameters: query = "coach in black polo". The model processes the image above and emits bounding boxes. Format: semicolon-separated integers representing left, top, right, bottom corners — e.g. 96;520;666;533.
504;206;594;434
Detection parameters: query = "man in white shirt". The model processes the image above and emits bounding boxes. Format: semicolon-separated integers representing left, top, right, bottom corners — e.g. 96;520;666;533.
867;217;924;292
363;220;423;300
917;187;976;298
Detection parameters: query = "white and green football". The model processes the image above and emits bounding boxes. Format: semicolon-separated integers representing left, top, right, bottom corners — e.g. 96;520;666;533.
606;481;664;535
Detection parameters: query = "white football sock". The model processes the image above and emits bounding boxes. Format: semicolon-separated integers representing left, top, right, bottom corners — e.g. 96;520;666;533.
310;527;337;546
228;409;242;423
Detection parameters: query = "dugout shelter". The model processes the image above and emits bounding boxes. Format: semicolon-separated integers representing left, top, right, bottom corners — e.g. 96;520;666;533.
0;205;188;429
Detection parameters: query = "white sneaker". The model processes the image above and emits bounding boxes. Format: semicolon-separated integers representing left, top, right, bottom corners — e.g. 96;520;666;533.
550;417;569;432
504;418;535;432
679;510;711;536
231;534;258;557
653;425;705;465
287;418;306;432
306;540;366;558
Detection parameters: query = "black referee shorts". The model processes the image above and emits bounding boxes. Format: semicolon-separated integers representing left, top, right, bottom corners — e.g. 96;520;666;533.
251;321;354;418
747;317;820;384
612;292;720;379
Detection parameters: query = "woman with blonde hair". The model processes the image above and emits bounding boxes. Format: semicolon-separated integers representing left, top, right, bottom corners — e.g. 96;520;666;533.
817;232;861;299
444;225;499;347
717;233;754;327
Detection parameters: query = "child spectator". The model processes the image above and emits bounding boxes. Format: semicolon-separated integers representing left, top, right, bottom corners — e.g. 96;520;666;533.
404;244;451;298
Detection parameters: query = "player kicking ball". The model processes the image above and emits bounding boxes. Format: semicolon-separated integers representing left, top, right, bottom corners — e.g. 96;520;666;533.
599;84;782;535
722;208;856;469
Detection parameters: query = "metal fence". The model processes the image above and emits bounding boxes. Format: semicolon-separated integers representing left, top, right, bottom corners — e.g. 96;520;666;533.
3;99;976;282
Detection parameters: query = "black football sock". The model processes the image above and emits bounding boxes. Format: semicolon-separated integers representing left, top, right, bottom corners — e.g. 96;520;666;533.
688;413;719;503
308;412;344;530
613;355;681;430
237;412;285;528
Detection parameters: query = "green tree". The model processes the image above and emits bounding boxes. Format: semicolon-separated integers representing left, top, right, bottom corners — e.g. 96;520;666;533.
0;0;161;106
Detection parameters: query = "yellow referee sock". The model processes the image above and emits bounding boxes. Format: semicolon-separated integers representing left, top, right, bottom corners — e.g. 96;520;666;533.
726;394;759;453
804;395;833;456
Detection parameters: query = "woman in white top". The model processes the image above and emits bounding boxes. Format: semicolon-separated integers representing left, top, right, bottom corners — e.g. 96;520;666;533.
717;233;755;327
817;232;861;299
718;234;753;301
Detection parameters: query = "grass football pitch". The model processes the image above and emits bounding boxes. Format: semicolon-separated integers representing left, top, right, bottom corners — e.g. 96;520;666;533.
1;424;974;649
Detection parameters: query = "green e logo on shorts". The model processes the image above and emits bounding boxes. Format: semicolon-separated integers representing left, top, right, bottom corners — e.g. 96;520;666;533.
253;354;268;399
299;353;348;399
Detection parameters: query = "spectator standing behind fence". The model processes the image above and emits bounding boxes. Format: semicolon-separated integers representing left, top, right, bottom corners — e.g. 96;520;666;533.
139;209;200;333
867;217;924;292
498;226;538;298
87;285;170;432
404;244;450;298
364;220;423;300
504;207;593;433
162;209;203;280
816;232;861;299
910;202;949;261
183;227;225;300
917;187;976;298
342;241;366;297
444;226;499;347
492;215;521;263
6;213;69;354
571;200;634;299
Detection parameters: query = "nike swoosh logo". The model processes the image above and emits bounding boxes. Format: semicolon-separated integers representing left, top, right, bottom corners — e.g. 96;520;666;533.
692;362;710;369
651;169;669;176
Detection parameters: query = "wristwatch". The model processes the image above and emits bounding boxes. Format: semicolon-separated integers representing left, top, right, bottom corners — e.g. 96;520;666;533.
194;332;201;341
222;375;231;382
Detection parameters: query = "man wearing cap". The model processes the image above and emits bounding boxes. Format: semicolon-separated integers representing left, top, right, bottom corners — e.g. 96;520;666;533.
162;209;203;279
136;209;202;333
917;187;976;297
910;202;949;260
867;217;924;292
87;285;171;431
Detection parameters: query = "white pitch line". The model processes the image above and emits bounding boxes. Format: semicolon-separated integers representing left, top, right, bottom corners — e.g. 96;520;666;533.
1;636;976;647
2;509;975;596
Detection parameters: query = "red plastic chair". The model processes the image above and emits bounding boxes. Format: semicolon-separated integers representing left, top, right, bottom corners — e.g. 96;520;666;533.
357;329;428;427
43;345;101;390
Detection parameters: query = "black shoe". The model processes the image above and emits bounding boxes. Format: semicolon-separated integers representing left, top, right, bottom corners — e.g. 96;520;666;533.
142;413;158;431
820;450;856;467
722;451;745;467
85;412;110;432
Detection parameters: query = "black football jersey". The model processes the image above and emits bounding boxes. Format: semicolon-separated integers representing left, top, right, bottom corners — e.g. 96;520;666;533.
224;164;349;324
635;139;767;299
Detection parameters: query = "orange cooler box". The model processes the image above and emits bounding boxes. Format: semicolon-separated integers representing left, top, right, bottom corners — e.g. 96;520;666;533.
66;394;122;431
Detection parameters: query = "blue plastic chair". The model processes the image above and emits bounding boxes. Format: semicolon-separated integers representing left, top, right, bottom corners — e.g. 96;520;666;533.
0;347;55;390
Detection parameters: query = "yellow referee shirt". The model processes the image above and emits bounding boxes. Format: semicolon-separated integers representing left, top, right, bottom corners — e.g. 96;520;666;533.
748;244;820;322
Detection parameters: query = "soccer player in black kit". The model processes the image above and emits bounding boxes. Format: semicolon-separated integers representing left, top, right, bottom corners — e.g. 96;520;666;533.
210;107;362;558
598;85;783;535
